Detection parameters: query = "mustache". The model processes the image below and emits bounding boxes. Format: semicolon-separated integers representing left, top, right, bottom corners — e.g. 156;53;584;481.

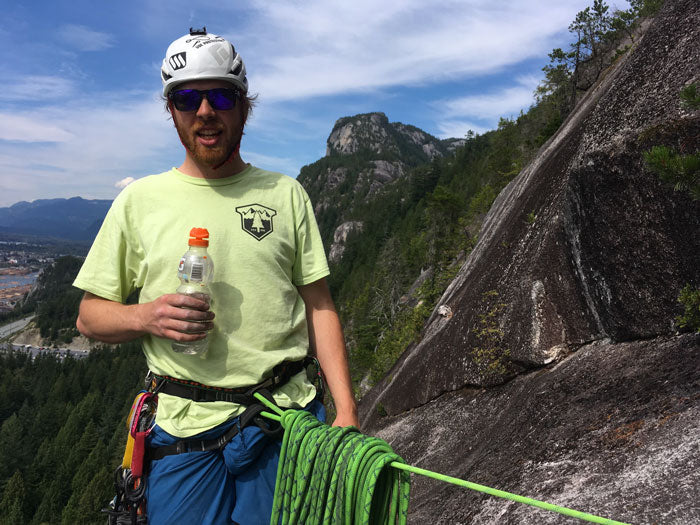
193;122;224;133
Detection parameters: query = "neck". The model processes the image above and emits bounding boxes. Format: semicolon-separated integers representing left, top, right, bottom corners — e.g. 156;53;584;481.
178;152;248;179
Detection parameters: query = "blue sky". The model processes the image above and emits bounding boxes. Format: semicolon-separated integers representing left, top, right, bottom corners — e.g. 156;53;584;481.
0;0;625;208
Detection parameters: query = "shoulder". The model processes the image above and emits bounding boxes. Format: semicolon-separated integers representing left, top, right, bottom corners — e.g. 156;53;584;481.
112;170;176;204
245;165;310;198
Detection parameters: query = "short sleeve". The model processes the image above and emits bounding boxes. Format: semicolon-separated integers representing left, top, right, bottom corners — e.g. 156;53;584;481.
73;190;143;302
291;186;329;286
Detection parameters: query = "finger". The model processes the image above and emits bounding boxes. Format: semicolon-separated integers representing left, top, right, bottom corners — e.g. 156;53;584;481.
165;329;209;342
171;320;214;334
166;305;215;322
169;293;211;310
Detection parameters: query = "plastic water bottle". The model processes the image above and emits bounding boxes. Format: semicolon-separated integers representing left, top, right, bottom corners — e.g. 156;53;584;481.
171;227;214;355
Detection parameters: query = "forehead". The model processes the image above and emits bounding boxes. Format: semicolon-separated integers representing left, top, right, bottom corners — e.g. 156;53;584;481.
175;79;235;91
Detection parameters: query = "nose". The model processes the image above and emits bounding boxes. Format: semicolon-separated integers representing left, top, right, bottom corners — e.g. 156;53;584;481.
196;96;216;118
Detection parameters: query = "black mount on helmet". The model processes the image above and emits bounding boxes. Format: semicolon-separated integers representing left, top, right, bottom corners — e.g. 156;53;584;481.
189;26;207;35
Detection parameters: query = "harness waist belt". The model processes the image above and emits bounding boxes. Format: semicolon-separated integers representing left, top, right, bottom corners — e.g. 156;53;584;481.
148;358;309;403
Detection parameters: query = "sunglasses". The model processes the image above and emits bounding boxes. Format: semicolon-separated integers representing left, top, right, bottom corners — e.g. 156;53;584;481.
169;87;239;112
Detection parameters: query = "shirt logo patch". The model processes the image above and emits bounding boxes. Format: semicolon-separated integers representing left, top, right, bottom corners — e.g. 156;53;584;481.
235;204;277;241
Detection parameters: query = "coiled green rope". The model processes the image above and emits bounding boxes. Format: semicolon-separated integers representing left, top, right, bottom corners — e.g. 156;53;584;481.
256;394;630;525
268;407;410;525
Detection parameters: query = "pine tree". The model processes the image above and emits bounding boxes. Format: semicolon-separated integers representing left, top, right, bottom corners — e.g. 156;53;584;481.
0;415;24;483
0;470;27;525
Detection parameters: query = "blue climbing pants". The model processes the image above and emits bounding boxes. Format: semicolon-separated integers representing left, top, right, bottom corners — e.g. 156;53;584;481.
145;400;326;525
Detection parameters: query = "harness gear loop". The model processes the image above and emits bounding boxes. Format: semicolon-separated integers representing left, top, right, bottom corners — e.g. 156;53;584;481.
103;391;155;525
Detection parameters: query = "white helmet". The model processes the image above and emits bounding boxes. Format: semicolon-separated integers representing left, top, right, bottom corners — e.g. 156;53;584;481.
161;27;248;97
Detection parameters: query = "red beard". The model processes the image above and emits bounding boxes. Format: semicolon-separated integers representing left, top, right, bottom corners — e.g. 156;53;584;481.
175;118;242;168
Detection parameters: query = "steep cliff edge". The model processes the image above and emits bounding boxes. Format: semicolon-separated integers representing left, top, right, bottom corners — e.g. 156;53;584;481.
360;0;700;522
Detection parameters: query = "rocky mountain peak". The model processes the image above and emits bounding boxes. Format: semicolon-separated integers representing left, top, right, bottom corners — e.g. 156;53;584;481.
325;112;453;159
300;113;463;260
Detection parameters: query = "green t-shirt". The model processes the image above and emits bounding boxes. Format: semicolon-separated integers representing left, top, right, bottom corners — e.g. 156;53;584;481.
73;165;329;437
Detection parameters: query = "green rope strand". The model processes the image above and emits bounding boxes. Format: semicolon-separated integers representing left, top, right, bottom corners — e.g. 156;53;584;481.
254;394;629;525
269;409;409;525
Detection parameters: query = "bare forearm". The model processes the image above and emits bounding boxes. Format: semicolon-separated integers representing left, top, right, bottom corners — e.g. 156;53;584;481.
76;291;214;344
76;292;148;343
298;279;358;427
311;309;358;419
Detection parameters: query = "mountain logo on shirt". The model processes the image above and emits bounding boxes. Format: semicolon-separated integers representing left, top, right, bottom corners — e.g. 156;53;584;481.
235;204;277;241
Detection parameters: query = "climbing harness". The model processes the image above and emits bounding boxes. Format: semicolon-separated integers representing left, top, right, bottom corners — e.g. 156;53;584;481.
102;357;322;524
148;393;283;461
144;357;321;404
255;393;632;525
142;357;322;460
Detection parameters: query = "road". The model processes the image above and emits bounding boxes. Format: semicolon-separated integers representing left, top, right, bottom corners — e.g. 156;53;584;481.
0;316;90;359
0;315;34;339
0;342;89;360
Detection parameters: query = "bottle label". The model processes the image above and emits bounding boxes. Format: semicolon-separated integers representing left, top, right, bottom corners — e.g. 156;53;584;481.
191;263;204;281
178;257;185;272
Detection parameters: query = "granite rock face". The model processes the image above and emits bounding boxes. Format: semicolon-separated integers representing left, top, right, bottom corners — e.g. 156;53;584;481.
361;0;700;419
371;334;699;524
359;1;700;523
328;221;364;263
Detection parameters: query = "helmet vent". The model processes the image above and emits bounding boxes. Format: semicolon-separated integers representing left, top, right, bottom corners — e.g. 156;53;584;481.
161;70;172;82
231;63;242;76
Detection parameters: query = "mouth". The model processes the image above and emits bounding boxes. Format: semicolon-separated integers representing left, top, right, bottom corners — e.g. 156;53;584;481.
195;128;223;147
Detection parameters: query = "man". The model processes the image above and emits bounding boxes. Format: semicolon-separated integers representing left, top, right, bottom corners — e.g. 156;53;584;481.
74;28;358;525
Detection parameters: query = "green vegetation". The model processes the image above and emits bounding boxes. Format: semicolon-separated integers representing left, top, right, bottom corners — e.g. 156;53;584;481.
676;285;700;333
642;84;700;201
641;83;700;333
643;145;700;200
679;83;700;111
472;291;511;377
0;344;147;524
537;0;664;115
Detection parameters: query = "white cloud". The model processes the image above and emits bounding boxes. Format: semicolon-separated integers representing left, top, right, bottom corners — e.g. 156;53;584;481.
440;77;540;121
0;91;178;206
57;24;116;52
436;120;493;140
0;113;74;142
115;177;136;189
433;74;543;138
0;75;76;102
234;0;588;101
243;150;301;178
0;0;606;206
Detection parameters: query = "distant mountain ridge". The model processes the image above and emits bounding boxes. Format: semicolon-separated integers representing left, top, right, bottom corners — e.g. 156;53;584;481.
0;197;112;241
1;113;456;245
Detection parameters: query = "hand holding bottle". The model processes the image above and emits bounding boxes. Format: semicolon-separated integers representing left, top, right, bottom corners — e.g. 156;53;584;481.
171;227;215;355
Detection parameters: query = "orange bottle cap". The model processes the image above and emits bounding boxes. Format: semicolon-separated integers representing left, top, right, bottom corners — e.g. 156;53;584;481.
189;227;209;247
